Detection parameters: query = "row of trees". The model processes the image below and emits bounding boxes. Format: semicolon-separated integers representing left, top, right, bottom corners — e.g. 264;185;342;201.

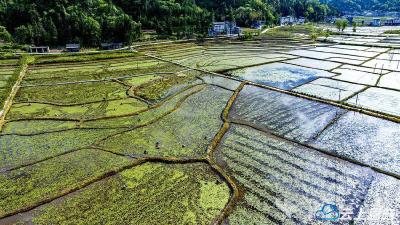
0;0;338;47
326;0;400;13
0;0;141;46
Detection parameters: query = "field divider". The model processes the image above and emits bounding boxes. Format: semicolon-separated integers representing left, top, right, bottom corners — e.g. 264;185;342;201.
19;71;175;88
340;86;370;102
361;47;392;65
83;83;205;123
7;83;206;125
0;158;146;220
206;82;246;225
0;126;130;137
0;149;211;221
91;84;206;146
326;76;400;94
3;147;87;173
0;56;32;132
2;101;177;171
230;120;400;181
140;49;400;123
247;82;400;123
13;97;129;107
320;38;400;49
92;146;208;164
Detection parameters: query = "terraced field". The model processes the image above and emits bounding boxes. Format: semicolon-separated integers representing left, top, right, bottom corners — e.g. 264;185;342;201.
1;37;400;224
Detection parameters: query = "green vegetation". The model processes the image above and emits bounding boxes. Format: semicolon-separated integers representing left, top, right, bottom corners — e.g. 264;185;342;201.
0;1;140;46
7;98;148;120
2;38;399;224
0;128;126;170
335;19;349;32
33;52;139;65
82;85;206;129
98;86;232;158
0;0;337;47
327;0;400;12
2;120;78;135
0;149;134;217
0;26;12;42
31;163;230;225
15;82;128;105
384;30;400;35
134;74;200;102
0;55;33;108
264;24;331;41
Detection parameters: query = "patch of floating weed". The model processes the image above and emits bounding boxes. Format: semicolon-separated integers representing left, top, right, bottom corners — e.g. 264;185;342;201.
24;60;184;86
97;86;232;158
30;163;230;225
7;98;148;120
83;85;205;129
2;120;78;135
0;149;133;217
33;52;139;64
15;81;128;105
134;74;201;102
0;128;126;170
121;74;163;87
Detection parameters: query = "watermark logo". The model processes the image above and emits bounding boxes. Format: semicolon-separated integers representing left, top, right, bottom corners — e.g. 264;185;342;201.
315;203;340;222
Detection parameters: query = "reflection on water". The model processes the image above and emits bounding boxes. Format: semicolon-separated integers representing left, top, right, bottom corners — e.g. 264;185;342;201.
227;63;334;90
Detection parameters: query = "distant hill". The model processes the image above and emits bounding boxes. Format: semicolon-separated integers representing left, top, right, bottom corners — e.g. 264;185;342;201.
326;0;400;13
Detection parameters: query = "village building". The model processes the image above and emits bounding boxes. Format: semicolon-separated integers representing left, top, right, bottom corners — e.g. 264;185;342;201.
65;44;80;52
280;16;295;26
28;46;49;53
280;16;305;26
251;20;266;29
371;18;381;27
384;18;400;26
208;21;242;36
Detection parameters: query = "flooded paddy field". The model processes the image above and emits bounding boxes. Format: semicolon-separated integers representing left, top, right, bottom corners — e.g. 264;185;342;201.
1;36;400;224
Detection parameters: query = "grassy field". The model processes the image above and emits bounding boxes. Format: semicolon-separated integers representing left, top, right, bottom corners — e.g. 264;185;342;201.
1;36;400;224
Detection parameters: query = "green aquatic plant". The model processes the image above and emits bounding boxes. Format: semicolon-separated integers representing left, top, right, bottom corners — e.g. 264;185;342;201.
98;86;232;158
0;149;134;217
31;163;230;225
15;81;128;105
134;74;200;102
0;128;126;170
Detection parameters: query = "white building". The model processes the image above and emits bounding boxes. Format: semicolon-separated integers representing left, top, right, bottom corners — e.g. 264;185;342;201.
280;16;305;26
372;18;381;27
209;22;242;36
280;16;295;26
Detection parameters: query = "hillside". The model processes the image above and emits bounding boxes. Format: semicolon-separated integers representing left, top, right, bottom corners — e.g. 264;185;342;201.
0;0;336;47
327;0;400;13
2;0;397;47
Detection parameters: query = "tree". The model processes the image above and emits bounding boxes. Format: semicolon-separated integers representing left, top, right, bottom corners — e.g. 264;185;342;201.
335;19;348;32
335;19;342;31
0;26;12;42
341;19;348;32
81;16;101;46
1;0;342;46
43;16;58;45
15;25;33;44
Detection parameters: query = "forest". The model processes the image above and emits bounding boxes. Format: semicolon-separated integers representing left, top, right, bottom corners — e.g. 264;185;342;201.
326;0;400;13
0;0;394;47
